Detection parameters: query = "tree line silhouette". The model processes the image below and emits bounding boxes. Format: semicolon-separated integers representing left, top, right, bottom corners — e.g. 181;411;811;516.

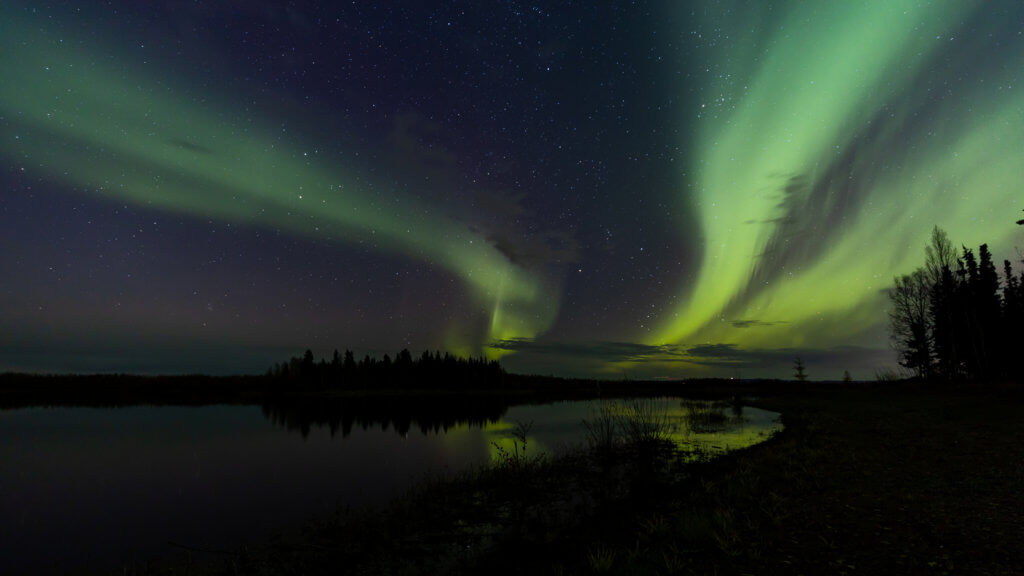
890;225;1024;381
266;348;506;391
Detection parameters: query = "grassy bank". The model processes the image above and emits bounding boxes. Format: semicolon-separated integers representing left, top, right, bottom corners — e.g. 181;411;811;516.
467;383;1024;575
126;382;1023;576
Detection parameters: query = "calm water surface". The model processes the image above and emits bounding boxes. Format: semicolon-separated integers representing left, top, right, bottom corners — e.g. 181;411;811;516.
0;397;780;573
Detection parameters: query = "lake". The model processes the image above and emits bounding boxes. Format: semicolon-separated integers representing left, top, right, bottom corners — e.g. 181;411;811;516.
0;396;781;574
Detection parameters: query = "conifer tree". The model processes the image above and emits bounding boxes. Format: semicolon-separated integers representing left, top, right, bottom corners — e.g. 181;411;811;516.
930;264;959;379
793;357;807;382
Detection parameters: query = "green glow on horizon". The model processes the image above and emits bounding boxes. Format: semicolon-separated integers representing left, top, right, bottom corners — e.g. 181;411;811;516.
654;1;1024;359
0;14;556;354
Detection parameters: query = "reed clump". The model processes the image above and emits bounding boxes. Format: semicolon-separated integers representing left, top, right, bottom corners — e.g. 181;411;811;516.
582;398;675;453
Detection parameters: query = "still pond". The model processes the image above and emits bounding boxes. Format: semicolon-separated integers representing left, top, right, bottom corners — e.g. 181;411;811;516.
0;396;781;573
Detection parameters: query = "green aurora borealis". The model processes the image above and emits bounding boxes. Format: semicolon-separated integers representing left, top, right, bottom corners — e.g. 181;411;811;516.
651;1;1024;368
2;1;1023;377
1;12;556;358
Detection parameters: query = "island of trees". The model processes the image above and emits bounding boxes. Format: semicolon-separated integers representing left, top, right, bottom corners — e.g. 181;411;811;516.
266;348;507;391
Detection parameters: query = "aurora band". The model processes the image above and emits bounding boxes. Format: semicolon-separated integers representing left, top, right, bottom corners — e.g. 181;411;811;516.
653;1;1024;363
0;13;556;356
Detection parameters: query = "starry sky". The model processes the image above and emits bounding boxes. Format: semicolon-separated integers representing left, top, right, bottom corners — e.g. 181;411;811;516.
2;1;1023;379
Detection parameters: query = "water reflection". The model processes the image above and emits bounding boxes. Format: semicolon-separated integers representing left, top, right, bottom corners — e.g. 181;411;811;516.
1;396;780;574
261;394;510;438
670;398;781;454
478;398;781;462
258;396;783;460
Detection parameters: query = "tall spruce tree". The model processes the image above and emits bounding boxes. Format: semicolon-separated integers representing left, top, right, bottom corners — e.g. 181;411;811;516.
976;245;1002;376
956;249;986;379
930;263;960;379
926;228;959;380
793;357;808;382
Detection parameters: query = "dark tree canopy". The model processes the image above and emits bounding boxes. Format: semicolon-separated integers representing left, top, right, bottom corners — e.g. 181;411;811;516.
266;348;506;392
889;226;1024;381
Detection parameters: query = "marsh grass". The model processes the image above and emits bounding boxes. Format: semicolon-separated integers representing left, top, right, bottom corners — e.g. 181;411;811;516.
581;402;619;453
874;366;912;382
680;398;731;433
490;420;546;473
581;398;676;454
585;545;617;572
619;399;674;447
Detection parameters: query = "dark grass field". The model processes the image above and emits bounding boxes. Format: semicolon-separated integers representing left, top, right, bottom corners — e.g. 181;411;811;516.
738;384;1024;576
122;381;1023;575
459;383;1024;575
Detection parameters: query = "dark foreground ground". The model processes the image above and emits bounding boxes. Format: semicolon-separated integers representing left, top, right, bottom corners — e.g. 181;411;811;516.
114;382;1023;575
721;384;1022;576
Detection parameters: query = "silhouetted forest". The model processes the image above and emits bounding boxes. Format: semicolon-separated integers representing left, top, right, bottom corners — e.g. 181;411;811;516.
266;349;506;391
890;226;1024;380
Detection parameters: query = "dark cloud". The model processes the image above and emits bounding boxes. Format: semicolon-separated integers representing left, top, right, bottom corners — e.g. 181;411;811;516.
496;338;895;380
729;319;788;329
686;343;744;359
490;338;687;363
684;343;894;379
483;228;581;269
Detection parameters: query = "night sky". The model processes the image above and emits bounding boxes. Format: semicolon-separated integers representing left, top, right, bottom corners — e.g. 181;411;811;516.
3;1;1023;379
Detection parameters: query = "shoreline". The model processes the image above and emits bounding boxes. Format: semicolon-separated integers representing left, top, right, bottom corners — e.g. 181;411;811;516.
124;382;1023;575
0;371;856;410
7;378;1021;574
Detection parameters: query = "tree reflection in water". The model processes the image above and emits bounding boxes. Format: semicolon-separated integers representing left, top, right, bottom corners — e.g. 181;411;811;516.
261;394;512;438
